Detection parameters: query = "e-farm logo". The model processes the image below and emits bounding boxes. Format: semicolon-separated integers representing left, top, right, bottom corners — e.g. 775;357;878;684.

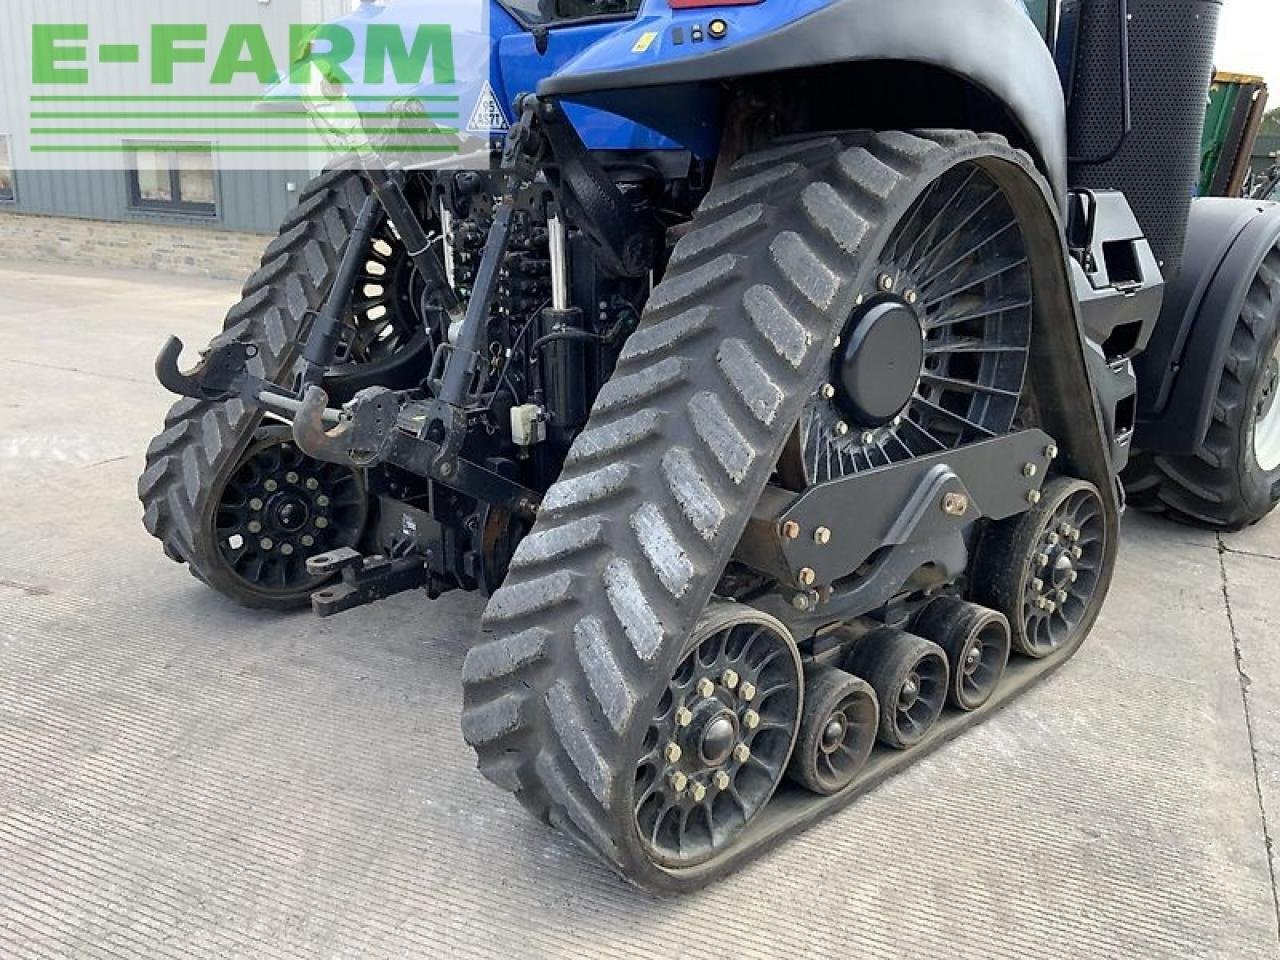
24;20;473;163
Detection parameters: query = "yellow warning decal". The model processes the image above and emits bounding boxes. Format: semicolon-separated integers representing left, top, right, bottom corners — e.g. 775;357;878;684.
631;31;659;53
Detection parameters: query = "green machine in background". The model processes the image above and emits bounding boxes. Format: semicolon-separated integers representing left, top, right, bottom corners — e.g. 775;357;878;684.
1201;71;1269;197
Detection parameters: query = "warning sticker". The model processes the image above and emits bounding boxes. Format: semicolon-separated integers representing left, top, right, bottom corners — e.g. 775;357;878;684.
467;82;510;134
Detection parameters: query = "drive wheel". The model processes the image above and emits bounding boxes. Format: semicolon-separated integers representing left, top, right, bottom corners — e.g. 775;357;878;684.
1123;241;1280;529
973;476;1107;659
911;597;1011;710
846;628;948;749
632;604;802;868
786;665;878;795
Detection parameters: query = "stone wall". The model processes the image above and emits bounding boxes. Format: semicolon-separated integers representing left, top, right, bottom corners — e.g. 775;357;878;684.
0;210;269;281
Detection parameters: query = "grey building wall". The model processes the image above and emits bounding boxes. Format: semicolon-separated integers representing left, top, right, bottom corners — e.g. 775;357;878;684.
2;167;311;235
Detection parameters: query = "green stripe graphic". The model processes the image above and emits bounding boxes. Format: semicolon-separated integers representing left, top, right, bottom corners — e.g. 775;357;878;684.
31;144;460;154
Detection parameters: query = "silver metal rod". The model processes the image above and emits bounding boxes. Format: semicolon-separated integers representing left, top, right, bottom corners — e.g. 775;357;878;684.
548;213;570;311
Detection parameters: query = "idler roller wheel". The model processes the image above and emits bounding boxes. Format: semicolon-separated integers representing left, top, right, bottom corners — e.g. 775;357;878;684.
845;627;948;750
911;597;1011;711
786;665;879;795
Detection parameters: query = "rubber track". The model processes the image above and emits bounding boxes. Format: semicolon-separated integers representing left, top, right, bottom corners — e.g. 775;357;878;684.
1124;242;1280;530
461;131;1043;887
136;170;370;603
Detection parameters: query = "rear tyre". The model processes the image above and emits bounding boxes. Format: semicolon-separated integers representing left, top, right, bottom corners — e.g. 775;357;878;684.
845;628;948;750
911;597;1010;711
786;665;878;795
1123;242;1280;530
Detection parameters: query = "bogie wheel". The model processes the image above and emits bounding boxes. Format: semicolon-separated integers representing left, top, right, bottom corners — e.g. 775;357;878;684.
632;603;802;869
786;665;878;796
911;597;1011;711
1123;241;1280;530
972;476;1107;659
846;628;949;750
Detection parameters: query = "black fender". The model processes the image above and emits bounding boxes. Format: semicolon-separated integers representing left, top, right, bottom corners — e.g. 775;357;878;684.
539;0;1068;203
1133;199;1280;455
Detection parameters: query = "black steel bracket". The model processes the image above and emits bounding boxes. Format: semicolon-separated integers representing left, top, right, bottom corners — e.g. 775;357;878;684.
306;546;430;617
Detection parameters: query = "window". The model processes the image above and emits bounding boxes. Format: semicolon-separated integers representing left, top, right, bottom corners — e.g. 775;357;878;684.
0;136;14;203
127;143;217;216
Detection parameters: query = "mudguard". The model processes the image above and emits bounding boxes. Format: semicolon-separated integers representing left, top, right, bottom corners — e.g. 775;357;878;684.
1134;199;1280;455
539;0;1068;202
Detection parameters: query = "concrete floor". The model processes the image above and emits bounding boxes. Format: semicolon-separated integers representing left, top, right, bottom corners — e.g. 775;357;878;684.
1;259;1279;959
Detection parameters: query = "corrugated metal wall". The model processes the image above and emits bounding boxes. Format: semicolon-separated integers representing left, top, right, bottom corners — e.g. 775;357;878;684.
1;0;351;234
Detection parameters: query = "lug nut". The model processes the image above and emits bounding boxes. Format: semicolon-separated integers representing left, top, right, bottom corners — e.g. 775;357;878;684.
1047;532;1060;546
305;478;320;491
820;383;836;400
697;678;715;699
315;517;329;529
814;526;831;545
286;472;299;484
1045;600;1058;615
905;289;918;304
743;709;760;730
264;479;278;492
1070;528;1082;542
690;781;707;803
878;273;894;291
1031;577;1044;591
799;567;816;586
281;544;294;556
249;497;264;511
1036;552;1050;568
713;771;731;791
835;421;850;437
1027;489;1042;505
791;593;811;611
1056;589;1068;602
1045;443;1059;459
675;707;693;727
733;744;751;764
316;495;331;508
248;520;263;534
669;771;688;793
301;535;315;548
260;538;274;551
1071;546;1083;560
862;431;876;445
1069;570;1079;583
1022;462;1038;478
1036;596;1050;610
663;741;682;764
722;669;740;690
781;520;801;540
739;681;757;702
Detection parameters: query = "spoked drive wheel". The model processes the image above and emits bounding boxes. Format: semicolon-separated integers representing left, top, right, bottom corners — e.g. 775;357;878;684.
973;476;1108;659
211;426;368;607
786;665;878;796
632;604;802;869
911;597;1011;710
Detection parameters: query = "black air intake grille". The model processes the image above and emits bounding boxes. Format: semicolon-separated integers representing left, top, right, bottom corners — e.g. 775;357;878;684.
1067;0;1221;278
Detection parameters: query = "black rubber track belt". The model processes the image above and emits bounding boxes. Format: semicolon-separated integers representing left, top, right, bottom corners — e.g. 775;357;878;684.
1124;241;1280;530
460;131;1045;890
136;170;371;607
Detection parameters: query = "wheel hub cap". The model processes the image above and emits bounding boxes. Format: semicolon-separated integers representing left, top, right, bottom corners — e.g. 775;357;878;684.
698;713;738;767
836;298;924;427
820;715;847;754
272;496;310;533
1254;348;1280;472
